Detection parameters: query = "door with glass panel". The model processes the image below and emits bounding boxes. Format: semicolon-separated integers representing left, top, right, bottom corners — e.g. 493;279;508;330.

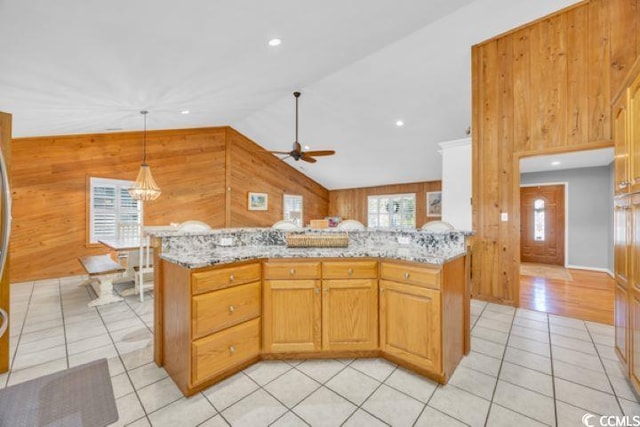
520;184;565;265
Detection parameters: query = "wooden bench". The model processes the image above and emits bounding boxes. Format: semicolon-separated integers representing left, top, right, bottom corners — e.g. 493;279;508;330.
78;255;125;307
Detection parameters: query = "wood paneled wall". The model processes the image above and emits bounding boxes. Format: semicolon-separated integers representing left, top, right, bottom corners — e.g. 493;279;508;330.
11;127;328;282
472;0;640;305
328;181;441;227
227;129;329;227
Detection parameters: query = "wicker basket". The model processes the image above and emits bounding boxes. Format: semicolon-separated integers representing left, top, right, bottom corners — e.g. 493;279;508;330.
286;233;349;248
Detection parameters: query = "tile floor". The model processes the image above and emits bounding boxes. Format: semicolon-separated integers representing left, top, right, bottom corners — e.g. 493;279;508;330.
2;275;639;426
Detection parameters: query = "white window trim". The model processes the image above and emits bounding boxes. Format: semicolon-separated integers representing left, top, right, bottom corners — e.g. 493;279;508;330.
89;177;141;244
283;194;304;226
367;193;417;229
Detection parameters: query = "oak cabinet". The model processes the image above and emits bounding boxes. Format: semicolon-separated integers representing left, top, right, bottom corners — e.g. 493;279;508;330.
614;59;640;394
322;279;378;351
262;279;321;353
379;280;441;372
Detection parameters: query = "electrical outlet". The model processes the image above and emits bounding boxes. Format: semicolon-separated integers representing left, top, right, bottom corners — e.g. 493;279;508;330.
219;237;233;246
397;236;411;245
500;212;508;222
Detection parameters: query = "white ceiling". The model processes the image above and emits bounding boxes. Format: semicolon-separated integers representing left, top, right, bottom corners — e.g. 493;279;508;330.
520;148;614;174
0;0;578;189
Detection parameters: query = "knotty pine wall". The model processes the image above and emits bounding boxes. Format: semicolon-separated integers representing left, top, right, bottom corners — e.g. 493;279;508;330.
227;129;329;227
472;0;640;305
11;126;329;282
328;181;441;228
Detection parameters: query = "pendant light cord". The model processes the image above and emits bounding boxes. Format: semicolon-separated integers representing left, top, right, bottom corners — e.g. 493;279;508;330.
141;110;148;164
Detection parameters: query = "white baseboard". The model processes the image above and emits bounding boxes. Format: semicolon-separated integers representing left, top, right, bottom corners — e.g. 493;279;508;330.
566;264;614;277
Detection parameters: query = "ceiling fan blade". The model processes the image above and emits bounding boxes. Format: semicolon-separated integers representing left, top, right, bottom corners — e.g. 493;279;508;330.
300;155;317;163
258;150;291;155
303;150;335;157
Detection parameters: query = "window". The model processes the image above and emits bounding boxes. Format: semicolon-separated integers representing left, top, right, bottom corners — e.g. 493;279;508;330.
367;193;416;229
283;195;303;226
534;198;545;241
89;177;141;243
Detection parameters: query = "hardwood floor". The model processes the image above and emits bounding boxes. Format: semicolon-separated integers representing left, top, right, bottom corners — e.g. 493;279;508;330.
520;268;615;325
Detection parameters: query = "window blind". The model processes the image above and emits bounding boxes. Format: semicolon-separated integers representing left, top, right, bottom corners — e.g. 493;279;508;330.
367;193;416;229
283;194;303;226
89;177;141;243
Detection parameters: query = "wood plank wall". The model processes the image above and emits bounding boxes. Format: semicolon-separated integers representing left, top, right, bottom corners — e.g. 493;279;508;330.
227;129;329;227
328;181;441;227
0;112;11;373
11;127;329;282
472;0;640;305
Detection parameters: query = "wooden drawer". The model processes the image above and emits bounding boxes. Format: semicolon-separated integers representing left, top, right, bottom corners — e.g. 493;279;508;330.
192;263;260;294
380;262;441;289
192;318;260;386
322;260;378;279
192;281;261;339
263;261;321;280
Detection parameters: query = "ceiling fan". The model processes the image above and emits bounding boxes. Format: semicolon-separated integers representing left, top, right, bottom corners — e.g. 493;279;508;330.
266;91;335;163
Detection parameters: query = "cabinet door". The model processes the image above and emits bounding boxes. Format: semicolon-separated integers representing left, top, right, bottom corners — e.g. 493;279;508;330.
630;292;640;393
630;73;640;192
322;279;378;351
263;280;321;353
615;281;629;367
379;280;441;373
614;95;630;194
615;197;631;286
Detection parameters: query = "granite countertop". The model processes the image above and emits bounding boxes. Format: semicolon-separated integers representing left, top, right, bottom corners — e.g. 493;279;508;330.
160;243;466;269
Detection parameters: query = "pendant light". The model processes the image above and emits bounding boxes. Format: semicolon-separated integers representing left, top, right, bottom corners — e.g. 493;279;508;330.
129;110;161;201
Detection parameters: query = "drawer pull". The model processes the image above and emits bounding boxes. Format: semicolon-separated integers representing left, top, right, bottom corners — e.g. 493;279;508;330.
229;274;235;282
404;272;410;279
229;305;235;313
289;268;296;275
348;268;353;276
229;345;236;354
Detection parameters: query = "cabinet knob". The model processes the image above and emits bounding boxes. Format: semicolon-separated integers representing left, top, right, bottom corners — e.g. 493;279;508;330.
229;305;235;313
229;274;235;282
404;272;410;279
314;288;320;294
229;345;236;354
348;268;353;276
619;181;629;189
289;268;296;275
635;177;640;184
380;288;385;294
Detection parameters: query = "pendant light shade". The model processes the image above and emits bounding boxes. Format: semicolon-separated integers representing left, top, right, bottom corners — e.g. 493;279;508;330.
129;110;161;201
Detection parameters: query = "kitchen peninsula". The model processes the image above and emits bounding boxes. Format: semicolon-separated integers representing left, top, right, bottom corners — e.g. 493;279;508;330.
149;228;470;396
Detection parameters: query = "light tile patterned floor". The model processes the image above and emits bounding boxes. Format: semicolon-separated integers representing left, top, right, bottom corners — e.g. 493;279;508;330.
3;276;640;426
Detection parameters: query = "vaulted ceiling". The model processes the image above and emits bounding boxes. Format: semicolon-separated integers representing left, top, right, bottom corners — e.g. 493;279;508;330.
0;0;577;189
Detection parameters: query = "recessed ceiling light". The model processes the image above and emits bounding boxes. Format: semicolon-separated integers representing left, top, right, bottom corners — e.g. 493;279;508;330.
551;161;561;166
395;120;404;127
304;145;310;150
181;110;190;115
268;38;282;47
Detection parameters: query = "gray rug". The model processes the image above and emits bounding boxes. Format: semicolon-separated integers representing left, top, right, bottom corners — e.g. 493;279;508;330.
0;359;118;427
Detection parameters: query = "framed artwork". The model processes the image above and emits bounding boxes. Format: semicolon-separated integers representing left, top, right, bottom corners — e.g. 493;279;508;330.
427;191;442;217
248;192;268;211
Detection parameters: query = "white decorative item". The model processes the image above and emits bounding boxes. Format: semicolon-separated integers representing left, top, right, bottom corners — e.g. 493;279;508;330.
272;220;301;230
178;220;212;232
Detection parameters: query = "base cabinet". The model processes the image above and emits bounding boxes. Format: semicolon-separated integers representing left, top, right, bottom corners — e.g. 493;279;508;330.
262;279;321;353
322;279;378;351
379;280;441;373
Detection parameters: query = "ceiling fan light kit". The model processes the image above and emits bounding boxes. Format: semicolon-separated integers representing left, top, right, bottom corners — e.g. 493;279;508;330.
265;91;336;163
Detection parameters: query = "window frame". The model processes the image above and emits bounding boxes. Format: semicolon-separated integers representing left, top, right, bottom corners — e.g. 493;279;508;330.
367;193;417;229
88;176;141;245
283;194;304;226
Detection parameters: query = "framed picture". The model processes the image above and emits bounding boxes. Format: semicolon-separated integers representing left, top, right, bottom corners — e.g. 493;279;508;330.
427;191;442;217
248;192;268;211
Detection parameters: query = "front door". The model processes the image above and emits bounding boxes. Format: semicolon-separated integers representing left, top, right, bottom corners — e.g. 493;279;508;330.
520;184;565;265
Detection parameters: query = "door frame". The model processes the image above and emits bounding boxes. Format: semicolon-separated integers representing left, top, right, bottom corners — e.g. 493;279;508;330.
520;182;569;268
